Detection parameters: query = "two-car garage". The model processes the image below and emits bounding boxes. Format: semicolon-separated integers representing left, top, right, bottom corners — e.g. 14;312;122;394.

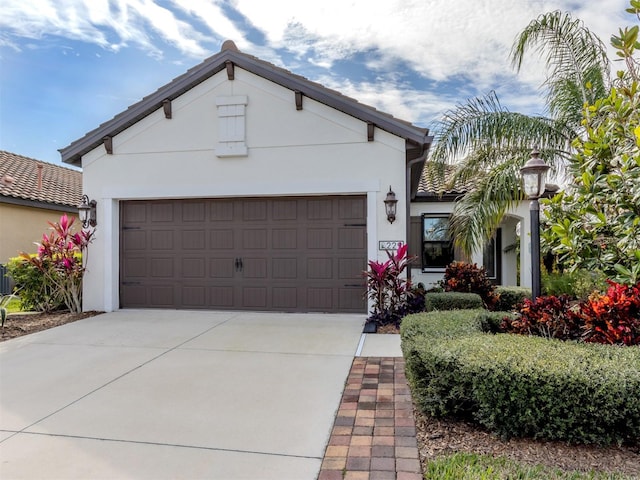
120;196;367;313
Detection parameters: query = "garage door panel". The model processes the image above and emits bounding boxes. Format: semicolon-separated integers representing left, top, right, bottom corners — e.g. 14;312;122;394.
149;286;174;307
273;287;298;309
150;230;174;250
307;258;333;279
210;286;234;307
183;230;206;250
307;229;333;249
243;287;267;308
210;230;234;249
182;201;205;222
272;229;297;249
123;230;146;250
243;258;267;279
120;196;366;312
272;258;297;279
150;203;174;222
243;201;267;221
210;258;234;278
339;258;366;279
182;286;206;307
182;258;206;278
150;258;174;278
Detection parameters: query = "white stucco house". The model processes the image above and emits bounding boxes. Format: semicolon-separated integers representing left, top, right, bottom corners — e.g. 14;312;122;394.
61;41;534;314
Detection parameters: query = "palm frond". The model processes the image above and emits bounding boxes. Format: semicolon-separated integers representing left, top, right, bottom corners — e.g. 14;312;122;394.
510;11;610;109
449;162;525;256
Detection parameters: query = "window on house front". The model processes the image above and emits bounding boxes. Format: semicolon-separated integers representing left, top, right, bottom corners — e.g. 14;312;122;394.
422;215;454;270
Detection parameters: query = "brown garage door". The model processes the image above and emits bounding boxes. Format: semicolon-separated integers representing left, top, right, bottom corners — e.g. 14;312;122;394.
120;196;367;312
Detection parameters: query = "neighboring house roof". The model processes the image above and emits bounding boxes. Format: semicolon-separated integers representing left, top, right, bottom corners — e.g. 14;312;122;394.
417;162;475;199
0;150;82;212
60;41;433;192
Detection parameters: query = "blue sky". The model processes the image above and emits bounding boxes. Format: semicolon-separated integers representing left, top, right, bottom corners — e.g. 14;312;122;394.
0;0;633;168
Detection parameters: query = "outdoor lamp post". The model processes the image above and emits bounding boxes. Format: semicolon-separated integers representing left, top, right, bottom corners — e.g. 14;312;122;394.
520;148;550;300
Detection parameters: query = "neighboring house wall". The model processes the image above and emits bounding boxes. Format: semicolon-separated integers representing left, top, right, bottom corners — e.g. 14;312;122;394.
78;67;411;312
0;203;78;263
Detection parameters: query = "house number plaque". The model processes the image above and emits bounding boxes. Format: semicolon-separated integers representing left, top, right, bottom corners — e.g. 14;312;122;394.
379;241;403;251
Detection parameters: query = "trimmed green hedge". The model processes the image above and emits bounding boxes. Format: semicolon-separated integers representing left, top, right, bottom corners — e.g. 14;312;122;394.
424;292;484;311
401;310;640;445
494;286;531;311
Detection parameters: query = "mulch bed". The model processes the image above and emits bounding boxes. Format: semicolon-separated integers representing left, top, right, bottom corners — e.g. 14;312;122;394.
1;310;102;341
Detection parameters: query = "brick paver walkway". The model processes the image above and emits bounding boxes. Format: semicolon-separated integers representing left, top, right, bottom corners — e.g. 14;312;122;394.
318;357;422;480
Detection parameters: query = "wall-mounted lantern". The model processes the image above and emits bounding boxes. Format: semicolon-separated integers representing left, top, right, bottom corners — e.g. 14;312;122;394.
78;194;97;228
384;186;398;224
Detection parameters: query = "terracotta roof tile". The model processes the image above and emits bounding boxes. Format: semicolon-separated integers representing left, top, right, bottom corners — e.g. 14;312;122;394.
0;151;82;207
418;162;475;195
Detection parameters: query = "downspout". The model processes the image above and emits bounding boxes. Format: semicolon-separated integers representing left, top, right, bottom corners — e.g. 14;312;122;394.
405;142;431;281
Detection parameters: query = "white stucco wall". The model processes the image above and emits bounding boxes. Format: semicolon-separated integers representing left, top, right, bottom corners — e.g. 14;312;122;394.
410;201;528;290
80;68;410;312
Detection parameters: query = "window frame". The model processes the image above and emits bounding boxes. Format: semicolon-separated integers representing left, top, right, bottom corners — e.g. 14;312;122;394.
421;214;454;272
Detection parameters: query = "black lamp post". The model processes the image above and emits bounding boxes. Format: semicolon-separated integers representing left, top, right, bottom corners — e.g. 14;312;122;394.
520;148;550;300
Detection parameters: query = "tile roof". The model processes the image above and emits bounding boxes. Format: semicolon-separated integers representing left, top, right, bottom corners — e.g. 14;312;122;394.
417;162;475;195
0;151;82;208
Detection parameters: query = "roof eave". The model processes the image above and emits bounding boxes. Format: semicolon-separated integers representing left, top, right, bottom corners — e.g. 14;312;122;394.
60;49;431;166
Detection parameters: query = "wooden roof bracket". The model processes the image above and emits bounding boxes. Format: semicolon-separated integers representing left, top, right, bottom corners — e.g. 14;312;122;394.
103;136;113;155
225;61;235;80
295;90;303;110
367;122;375;142
162;99;172;119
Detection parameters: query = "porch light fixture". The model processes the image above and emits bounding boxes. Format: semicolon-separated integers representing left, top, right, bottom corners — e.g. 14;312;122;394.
520;148;550;300
384;186;398;224
78;194;97;228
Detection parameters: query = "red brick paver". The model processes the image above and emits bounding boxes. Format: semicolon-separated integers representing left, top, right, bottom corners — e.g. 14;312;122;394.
318;357;422;480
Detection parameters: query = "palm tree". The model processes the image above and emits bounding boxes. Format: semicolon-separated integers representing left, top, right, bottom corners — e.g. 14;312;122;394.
428;10;610;256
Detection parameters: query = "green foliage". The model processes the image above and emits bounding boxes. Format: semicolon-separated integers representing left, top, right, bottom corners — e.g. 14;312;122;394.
425;292;484;311
424;452;631;479
542;267;607;299
544;7;640;285
442;261;498;309
401;310;640;445
6;255;64;312
18;214;93;313
0;295;20;328
494;286;531;311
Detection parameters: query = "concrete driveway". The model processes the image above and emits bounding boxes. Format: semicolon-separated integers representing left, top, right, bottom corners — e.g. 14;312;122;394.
0;310;365;479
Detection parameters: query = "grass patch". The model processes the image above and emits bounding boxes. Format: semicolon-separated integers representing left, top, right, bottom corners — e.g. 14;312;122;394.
424;452;633;479
5;297;23;313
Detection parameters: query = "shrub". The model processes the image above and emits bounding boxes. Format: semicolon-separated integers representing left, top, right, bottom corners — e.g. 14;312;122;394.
442;262;498;310
401;310;640;445
17;215;93;313
500;295;581;341
6;255;64;312
503;281;640;346
493;286;531;312
542;267;607;299
425;292;484;311
570;281;640;346
365;244;418;326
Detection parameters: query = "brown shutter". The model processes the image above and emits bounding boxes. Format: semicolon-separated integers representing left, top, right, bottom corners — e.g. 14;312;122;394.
409;216;422;268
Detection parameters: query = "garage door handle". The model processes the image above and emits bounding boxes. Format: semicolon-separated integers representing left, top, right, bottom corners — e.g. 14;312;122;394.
235;258;243;272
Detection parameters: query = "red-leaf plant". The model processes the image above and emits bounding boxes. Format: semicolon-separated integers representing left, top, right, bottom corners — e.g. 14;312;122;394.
365;244;415;325
571;281;640;346
20;214;93;313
